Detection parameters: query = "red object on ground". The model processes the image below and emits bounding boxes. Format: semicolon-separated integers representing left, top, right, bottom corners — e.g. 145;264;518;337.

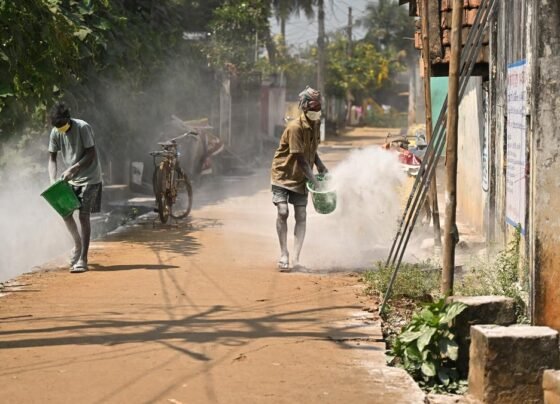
398;149;422;166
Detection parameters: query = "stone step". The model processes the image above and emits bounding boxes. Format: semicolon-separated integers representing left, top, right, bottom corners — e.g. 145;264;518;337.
449;295;517;377
469;325;559;404
543;370;560;404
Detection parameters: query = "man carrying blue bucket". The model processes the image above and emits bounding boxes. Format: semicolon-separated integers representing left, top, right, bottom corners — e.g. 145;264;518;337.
270;86;328;271
48;102;102;273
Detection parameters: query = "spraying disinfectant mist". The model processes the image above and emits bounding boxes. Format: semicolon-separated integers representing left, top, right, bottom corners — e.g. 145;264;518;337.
304;146;406;270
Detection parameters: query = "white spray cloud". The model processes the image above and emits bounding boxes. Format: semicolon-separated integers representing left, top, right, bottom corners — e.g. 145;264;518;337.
0;142;72;283
304;146;406;270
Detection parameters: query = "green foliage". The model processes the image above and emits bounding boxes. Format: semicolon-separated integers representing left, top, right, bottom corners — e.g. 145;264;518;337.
388;298;468;394
456;225;529;322
363;102;408;128
257;37;315;89
207;0;271;75
325;34;395;99
363;260;440;300
359;0;414;56
0;0;220;175
0;0;188;134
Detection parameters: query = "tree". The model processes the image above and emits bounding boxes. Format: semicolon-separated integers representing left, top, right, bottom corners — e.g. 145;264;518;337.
207;0;273;75
272;0;314;39
359;0;414;55
0;0;222;180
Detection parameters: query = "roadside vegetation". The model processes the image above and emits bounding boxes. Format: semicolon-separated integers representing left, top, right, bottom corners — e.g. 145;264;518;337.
456;226;529;322
363;227;529;394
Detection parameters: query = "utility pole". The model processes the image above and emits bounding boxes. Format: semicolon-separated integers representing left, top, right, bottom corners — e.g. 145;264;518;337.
317;0;326;97
442;0;463;295
343;6;353;125
421;0;442;248
317;0;326;138
347;7;353;57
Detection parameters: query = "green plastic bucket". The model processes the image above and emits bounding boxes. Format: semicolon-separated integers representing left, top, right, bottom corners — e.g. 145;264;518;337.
41;180;81;218
307;174;337;215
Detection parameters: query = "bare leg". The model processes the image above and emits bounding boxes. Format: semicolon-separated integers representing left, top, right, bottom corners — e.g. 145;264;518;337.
293;206;307;267
63;214;82;263
78;211;91;264
276;203;289;269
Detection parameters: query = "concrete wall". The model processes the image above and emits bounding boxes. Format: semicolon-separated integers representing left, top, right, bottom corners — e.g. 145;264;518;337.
530;0;560;329
490;0;530;245
267;87;286;138
408;56;425;126
457;78;487;233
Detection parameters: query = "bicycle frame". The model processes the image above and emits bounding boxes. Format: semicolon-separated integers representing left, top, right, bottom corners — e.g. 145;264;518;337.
150;144;179;202
149;136;195;223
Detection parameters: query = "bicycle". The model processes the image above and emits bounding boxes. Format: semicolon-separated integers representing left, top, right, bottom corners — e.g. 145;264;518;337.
149;135;194;224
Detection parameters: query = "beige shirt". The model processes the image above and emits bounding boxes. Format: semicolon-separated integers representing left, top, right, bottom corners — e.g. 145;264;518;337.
271;113;320;194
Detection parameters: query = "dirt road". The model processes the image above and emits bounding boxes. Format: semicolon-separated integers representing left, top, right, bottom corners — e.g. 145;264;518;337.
0;128;424;403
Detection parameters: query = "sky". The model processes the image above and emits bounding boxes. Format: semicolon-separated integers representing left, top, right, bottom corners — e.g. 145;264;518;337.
269;0;372;50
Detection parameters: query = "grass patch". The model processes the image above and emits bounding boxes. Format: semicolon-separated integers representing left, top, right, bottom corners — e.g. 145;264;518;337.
363;260;440;301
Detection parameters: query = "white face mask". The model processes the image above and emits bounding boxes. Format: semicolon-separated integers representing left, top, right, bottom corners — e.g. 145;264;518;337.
306;111;321;121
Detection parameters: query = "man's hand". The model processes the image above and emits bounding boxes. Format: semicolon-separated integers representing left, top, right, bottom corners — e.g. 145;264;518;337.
61;164;80;181
315;154;328;175
311;176;321;189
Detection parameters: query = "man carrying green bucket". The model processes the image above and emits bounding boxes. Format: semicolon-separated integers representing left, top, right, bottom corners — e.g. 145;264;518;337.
47;102;102;273
270;86;328;271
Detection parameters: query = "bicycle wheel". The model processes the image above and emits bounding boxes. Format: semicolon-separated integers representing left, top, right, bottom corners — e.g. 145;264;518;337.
170;167;193;219
153;165;170;224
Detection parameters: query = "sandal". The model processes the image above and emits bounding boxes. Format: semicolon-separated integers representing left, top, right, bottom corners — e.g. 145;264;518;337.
69;247;82;267
277;257;290;272
70;259;88;273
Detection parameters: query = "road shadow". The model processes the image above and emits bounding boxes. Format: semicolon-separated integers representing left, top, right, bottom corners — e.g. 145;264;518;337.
99;216;222;259
0;304;380;362
89;264;179;272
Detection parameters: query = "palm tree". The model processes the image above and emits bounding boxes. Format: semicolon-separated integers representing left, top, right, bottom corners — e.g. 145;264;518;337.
359;0;413;53
272;0;316;41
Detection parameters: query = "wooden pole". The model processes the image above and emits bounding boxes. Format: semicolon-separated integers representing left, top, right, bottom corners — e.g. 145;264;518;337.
421;0;442;248
442;0;463;295
317;0;326;97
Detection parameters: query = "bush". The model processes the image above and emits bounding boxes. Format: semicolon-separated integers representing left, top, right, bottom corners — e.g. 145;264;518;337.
456;226;528;322
388;298;468;394
363;107;407;128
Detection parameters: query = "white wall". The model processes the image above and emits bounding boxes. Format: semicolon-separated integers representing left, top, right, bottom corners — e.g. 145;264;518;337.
267;87;286;137
457;77;487;233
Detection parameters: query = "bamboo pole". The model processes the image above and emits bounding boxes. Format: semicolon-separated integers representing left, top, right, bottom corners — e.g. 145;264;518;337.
421;0;442;248
442;0;463;295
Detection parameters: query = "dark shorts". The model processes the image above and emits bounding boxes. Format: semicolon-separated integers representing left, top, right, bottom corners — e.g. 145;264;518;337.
72;183;102;214
271;185;308;206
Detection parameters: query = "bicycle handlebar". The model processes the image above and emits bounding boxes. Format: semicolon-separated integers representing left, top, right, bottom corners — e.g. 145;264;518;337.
150;131;198;158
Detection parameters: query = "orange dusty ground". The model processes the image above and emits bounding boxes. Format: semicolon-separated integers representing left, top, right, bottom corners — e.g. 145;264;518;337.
0;128;426;404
